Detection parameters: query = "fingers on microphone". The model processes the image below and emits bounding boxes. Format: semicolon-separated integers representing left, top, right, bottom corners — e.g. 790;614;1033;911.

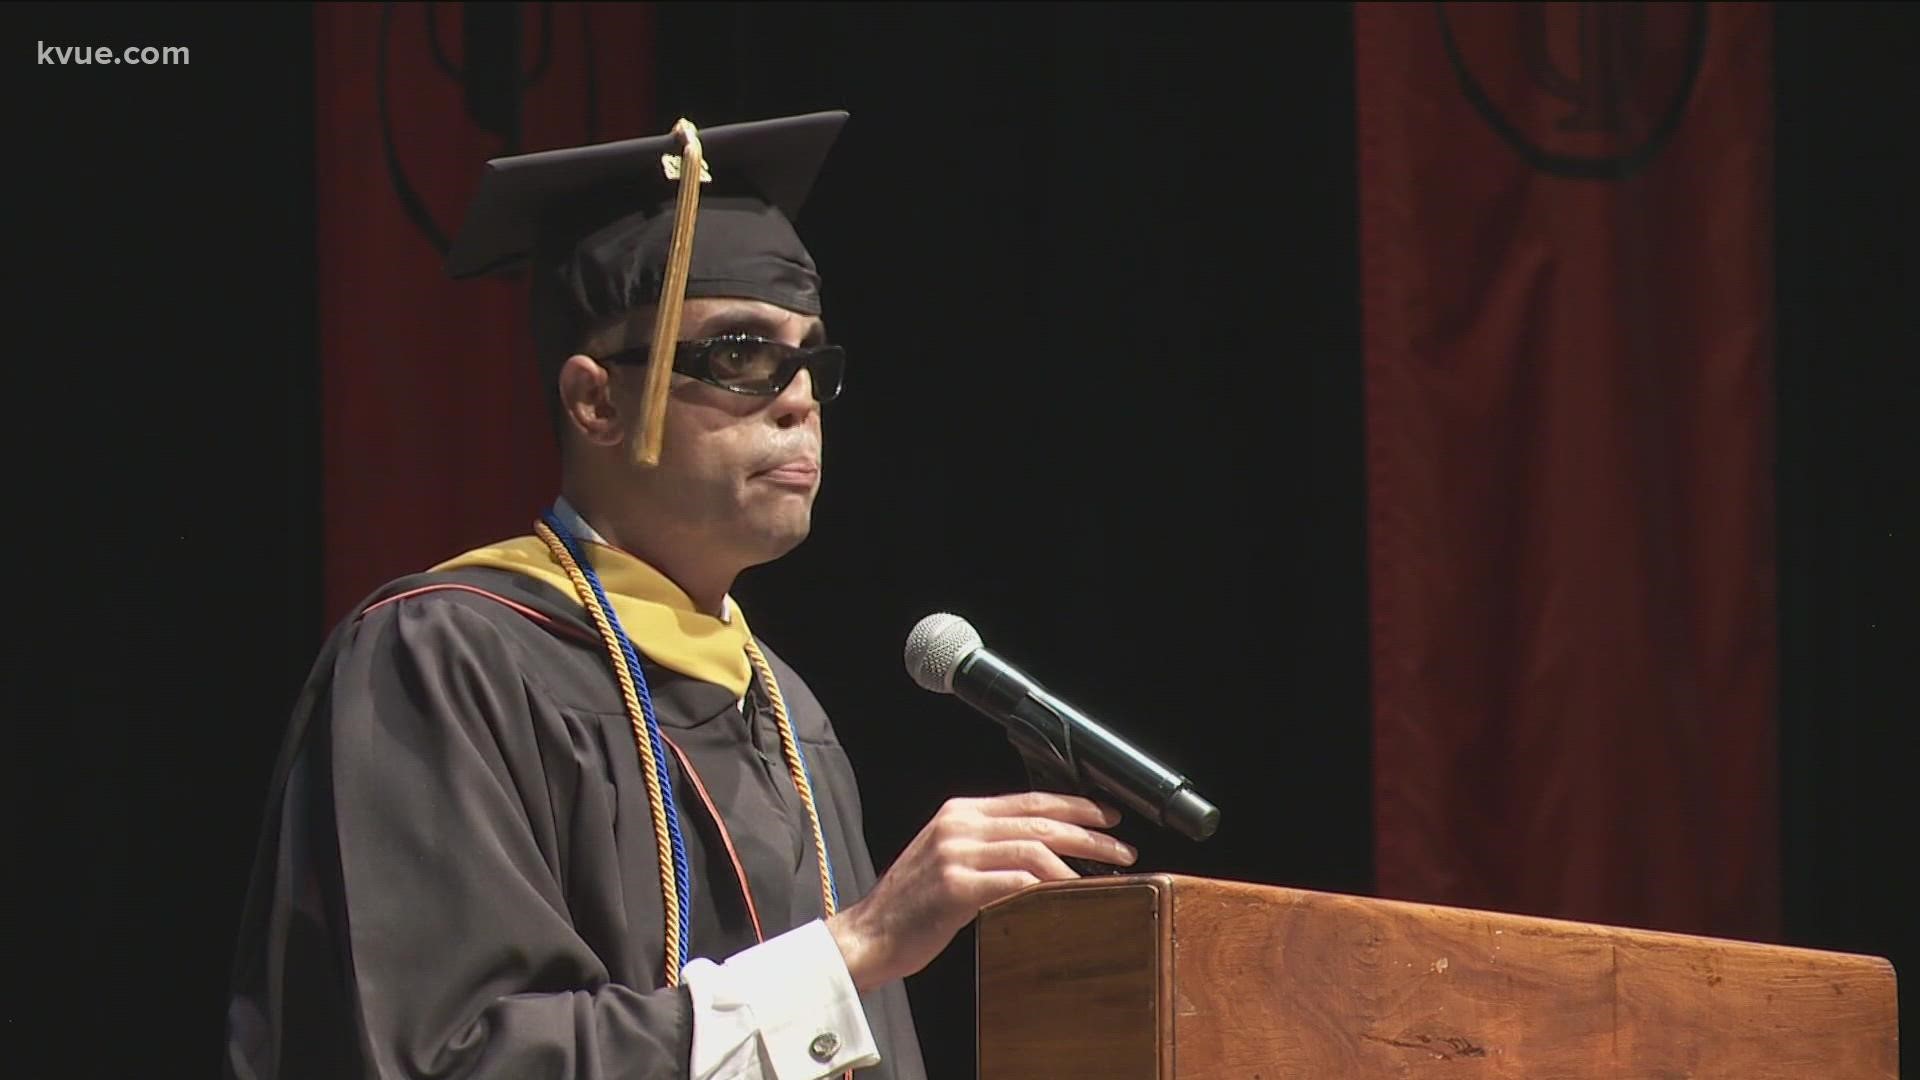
972;869;1044;903
988;791;1119;827
988;839;1079;882
1075;828;1138;867
995;816;1138;866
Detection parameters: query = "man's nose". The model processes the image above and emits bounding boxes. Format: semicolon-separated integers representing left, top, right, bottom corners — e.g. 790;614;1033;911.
770;367;818;429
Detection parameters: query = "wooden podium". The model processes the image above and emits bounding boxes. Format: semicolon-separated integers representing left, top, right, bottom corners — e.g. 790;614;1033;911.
976;874;1898;1078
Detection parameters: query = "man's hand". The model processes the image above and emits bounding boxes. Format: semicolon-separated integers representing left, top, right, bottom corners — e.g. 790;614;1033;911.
825;792;1137;993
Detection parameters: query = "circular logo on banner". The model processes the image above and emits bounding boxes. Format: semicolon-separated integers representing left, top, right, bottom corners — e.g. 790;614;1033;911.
1436;1;1708;180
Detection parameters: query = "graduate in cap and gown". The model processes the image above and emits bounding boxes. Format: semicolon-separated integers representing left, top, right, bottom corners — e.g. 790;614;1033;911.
223;111;1138;1080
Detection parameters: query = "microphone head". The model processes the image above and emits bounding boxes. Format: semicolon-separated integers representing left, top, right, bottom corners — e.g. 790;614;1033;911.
904;612;983;694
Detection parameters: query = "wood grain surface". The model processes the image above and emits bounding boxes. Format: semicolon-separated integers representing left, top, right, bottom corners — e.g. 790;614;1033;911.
975;874;1898;1079
976;877;1168;1080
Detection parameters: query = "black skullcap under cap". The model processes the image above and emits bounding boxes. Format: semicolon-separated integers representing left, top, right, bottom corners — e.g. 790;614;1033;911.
445;110;848;373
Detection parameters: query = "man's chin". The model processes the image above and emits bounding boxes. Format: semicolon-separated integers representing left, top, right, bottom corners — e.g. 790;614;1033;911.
740;514;813;566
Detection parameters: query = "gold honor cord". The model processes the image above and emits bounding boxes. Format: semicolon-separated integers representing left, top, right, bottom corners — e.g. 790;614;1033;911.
634;119;706;468
534;518;843;990
533;519;686;983
744;639;840;919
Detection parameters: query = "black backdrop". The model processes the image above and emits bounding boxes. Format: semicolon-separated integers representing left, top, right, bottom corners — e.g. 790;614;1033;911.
12;3;1911;1076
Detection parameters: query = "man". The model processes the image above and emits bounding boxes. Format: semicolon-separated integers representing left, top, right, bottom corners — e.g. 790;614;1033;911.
224;110;1137;1080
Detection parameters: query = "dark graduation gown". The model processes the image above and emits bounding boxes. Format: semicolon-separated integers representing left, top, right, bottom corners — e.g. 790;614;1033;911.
225;565;928;1080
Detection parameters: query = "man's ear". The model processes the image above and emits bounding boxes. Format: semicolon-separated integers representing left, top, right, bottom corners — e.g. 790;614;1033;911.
557;354;626;447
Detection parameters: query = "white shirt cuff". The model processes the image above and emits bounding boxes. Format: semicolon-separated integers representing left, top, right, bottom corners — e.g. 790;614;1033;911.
683;919;881;1080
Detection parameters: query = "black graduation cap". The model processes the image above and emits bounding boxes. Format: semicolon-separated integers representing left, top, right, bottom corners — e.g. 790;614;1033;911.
446;110;849;372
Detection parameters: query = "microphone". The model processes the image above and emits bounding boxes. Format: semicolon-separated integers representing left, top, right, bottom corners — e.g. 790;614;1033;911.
904;612;1220;843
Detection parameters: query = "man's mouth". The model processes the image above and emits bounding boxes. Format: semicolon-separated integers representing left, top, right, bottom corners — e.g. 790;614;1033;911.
754;459;820;488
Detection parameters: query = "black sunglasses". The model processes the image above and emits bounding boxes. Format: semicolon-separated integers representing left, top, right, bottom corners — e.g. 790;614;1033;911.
600;334;845;403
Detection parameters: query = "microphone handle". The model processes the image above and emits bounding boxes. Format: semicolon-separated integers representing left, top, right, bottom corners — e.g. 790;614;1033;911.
953;649;1220;842
1014;746;1129;877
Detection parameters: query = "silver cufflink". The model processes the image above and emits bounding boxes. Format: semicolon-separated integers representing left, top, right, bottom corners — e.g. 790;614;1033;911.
808;1031;840;1062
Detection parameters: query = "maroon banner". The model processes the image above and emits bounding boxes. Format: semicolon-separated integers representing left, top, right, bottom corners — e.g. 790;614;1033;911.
316;2;655;626
1356;2;1778;941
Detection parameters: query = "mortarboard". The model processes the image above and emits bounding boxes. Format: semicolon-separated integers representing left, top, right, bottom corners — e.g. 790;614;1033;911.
445;110;850;462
